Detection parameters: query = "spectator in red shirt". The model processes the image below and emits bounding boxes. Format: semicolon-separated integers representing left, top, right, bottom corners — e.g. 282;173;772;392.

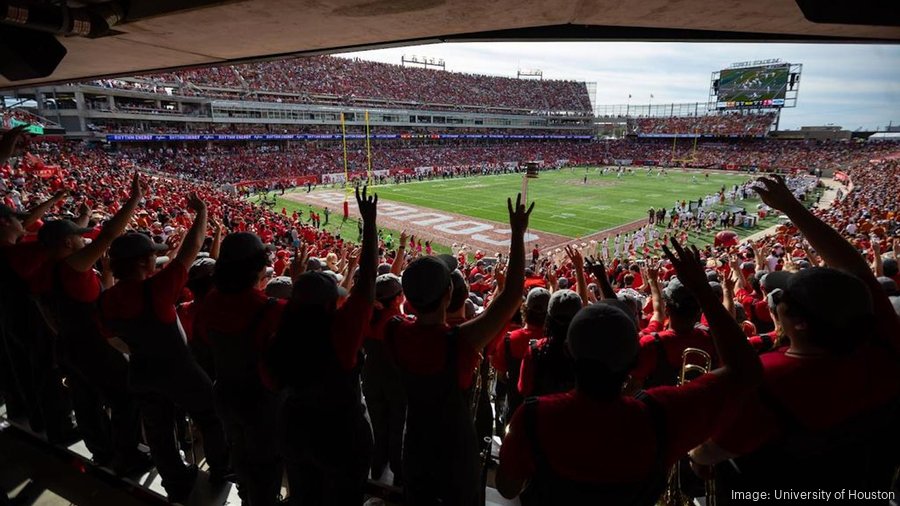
691;176;900;495
178;257;216;375
36;174;146;473
496;239;763;504
517;289;584;398
99;194;230;502
384;194;533;505
0;193;77;443
195;231;286;506
363;273;406;486
267;186;378;505
492;287;549;432
630;276;714;389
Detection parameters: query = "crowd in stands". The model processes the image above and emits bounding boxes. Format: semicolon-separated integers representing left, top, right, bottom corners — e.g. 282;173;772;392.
631;112;777;137
2;121;900;504
1;108;57;129
85;55;594;114
86;120;589;137
62;138;900;186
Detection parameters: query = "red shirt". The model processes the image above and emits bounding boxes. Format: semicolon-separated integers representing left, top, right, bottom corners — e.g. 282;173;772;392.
33;260;102;303
713;345;900;455
517;337;549;396
632;322;715;382
196;288;286;351
491;326;542;375
500;373;739;484
386;319;480;389
0;241;49;281
100;262;187;327
329;291;374;370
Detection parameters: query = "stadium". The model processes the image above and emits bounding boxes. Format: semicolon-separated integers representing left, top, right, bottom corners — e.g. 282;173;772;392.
1;3;899;506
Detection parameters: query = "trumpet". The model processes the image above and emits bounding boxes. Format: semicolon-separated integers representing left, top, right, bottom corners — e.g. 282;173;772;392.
661;348;715;506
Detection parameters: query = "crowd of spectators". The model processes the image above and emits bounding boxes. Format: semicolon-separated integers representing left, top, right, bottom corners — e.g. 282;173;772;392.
1;122;899;504
85;56;594;114
631;112;777;137
1;108;59;129
69;138;900;185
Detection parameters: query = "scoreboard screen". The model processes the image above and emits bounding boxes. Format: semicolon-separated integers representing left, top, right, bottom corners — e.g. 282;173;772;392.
716;64;790;109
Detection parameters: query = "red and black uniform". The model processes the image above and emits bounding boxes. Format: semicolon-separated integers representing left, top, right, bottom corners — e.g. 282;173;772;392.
492;326;541;426
269;291;373;505
196;288;285;506
633;321;715;387
37;260;141;466
364;306;406;483
502;374;739;505
0;242;73;440
741;292;774;334
747;331;780;354
100;262;229;493
386;320;481;505
518;337;575;398
711;346;900;496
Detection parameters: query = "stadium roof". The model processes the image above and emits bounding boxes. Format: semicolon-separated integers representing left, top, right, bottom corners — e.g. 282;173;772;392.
1;0;898;90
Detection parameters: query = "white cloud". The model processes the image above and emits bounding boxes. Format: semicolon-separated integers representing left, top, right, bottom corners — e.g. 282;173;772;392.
339;42;900;130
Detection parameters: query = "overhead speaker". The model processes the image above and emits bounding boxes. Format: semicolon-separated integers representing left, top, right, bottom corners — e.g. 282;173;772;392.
795;0;900;27
0;24;66;81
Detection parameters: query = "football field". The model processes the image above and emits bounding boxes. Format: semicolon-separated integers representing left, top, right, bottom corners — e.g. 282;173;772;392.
268;167;790;253
370;168;758;238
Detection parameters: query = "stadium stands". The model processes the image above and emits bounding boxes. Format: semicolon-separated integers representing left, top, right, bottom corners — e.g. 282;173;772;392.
631;112;777;137
86;56;593;114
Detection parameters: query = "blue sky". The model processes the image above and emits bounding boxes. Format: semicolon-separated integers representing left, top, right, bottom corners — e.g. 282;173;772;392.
340;42;900;131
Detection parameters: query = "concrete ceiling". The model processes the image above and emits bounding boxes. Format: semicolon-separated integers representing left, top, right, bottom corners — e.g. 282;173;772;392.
2;0;899;90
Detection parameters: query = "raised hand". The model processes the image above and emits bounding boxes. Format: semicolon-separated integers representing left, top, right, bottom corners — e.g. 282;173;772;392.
355;185;378;223
662;238;711;297
0;125;28;163
564;244;584;270
289;244;308;280
347;247;361;267
507;193;535;235
399;230;408;248
723;269;737;294
187;192;206;213
130;173;144;200
755;175;801;213
493;261;507;291
588;258;606;283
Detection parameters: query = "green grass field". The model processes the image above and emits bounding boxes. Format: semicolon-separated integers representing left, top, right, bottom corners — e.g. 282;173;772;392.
251;168;820;251
371;168;769;237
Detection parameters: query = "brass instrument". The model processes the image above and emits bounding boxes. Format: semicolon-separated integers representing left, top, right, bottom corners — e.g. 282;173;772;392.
661;348;715;506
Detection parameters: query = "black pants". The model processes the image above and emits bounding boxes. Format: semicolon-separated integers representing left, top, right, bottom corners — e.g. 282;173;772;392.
0;333;26;421
362;377;405;481
135;364;229;493
216;386;282;506
280;395;372;506
2;322;73;441
58;338;140;465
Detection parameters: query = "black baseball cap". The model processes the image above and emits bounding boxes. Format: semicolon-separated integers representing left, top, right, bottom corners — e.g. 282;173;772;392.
566;303;639;374
37;219;92;247
375;273;403;301
401;254;458;309
109;232;169;260
218;232;272;263
291;271;348;306
761;270;794;293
